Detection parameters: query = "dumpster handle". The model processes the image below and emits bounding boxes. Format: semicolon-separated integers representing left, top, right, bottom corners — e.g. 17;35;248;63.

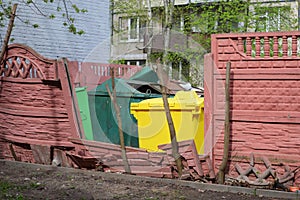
145;89;152;96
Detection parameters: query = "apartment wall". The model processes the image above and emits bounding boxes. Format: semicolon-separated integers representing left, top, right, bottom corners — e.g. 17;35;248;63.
0;0;111;63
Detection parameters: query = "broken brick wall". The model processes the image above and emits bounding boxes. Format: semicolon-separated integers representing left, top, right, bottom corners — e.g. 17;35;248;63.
205;31;300;183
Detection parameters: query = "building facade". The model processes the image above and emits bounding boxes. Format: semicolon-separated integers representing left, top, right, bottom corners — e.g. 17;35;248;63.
110;0;299;86
0;0;111;63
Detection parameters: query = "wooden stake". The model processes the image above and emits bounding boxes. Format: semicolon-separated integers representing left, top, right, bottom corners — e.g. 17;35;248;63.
156;60;182;177
105;68;131;174
0;4;18;65
218;62;231;184
9;143;20;161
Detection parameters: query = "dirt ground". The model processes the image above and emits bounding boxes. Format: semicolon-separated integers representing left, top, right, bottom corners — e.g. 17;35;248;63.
0;160;280;200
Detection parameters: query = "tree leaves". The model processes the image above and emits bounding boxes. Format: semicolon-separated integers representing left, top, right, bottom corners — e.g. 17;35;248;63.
49;14;55;19
32;24;39;28
0;0;88;35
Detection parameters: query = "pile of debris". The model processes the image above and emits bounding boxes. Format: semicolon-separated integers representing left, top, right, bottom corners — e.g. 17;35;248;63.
66;138;215;182
225;153;300;191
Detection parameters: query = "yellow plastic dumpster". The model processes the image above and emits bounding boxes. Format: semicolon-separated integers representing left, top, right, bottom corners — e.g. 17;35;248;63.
130;91;204;154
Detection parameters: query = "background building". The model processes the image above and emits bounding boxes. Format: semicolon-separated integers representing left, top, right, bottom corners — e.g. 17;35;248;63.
110;0;299;86
0;0;111;63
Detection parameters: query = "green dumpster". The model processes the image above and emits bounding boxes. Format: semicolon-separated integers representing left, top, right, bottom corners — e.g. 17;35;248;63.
88;78;164;147
130;66;159;82
75;87;94;140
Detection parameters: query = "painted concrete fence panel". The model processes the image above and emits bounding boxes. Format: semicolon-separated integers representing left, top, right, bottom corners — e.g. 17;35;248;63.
205;31;300;182
0;44;144;167
0;44;80;163
76;62;142;90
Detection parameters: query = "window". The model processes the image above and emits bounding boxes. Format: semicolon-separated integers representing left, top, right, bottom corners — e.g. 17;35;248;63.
173;14;185;32
255;6;295;32
119;17;146;42
126;60;146;66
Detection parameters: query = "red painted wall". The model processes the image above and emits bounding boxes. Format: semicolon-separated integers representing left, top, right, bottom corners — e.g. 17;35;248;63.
205;31;300;183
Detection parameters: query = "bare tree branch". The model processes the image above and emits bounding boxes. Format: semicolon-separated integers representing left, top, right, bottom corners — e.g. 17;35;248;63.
23;0;48;17
0;4;17;66
135;34;153;50
62;0;71;23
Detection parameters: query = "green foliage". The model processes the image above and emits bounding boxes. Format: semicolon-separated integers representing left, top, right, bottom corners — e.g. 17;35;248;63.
68;23;77;34
42;0;54;3
77;29;85;35
0;180;12;193
110;59;126;64
149;52;191;81
184;0;250;48
112;0;298;87
0;0;87;35
252;2;297;32
32;24;39;28
112;0;146;15
72;4;80;13
0;180;24;200
69;17;75;23
167;0;297;51
111;0;148;35
49;14;55;19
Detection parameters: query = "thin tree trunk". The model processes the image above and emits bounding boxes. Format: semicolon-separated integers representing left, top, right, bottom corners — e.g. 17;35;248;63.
157;60;182;177
146;0;153;69
218;62;231;184
163;0;174;74
106;68;131;174
161;0;182;177
0;3;18;65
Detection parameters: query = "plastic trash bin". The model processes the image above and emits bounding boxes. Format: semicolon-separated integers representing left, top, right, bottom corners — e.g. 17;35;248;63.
130;91;204;154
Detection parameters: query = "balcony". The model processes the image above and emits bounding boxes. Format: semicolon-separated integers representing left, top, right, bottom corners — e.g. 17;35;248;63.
143;33;190;53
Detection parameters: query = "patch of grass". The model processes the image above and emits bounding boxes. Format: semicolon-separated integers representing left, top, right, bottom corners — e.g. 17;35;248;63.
55;172;62;177
15;194;25;200
145;197;159;200
178;196;186;200
159;191;168;196
0;180;13;193
0;180;25;200
69;185;76;189
29;182;41;189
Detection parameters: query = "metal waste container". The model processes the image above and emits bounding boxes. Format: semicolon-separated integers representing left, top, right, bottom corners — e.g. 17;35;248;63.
88;78;164;147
